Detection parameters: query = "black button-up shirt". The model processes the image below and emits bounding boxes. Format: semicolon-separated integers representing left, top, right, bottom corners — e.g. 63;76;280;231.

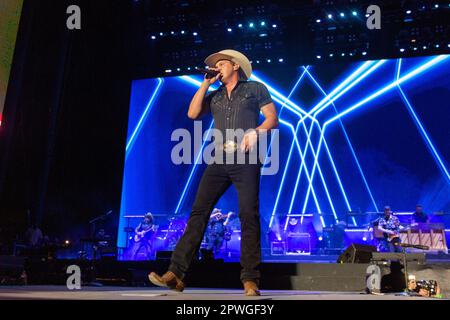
204;80;273;141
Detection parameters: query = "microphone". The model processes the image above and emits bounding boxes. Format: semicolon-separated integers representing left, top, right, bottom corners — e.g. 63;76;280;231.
195;67;220;79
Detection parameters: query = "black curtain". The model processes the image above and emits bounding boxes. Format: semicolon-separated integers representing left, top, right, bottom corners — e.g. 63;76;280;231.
0;0;133;244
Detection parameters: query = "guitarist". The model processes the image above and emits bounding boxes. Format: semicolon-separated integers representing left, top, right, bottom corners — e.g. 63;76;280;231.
377;206;402;252
131;212;157;260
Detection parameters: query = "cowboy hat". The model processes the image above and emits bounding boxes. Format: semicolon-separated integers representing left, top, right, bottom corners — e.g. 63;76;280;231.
204;49;252;80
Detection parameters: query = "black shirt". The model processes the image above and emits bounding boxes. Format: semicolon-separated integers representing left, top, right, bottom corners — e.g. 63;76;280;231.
204;80;273;141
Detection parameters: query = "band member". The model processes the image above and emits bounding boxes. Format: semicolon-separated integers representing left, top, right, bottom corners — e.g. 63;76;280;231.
205;209;234;254
149;49;278;296
411;204;429;224
377;206;402;252
130;212;156;260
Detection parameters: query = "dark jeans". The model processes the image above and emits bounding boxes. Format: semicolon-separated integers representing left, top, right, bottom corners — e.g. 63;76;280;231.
169;160;262;284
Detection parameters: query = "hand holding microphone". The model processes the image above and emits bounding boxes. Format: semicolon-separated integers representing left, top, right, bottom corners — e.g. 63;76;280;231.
196;67;222;85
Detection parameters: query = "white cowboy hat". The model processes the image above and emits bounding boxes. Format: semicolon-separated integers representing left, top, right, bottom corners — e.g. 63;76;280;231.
204;49;252;80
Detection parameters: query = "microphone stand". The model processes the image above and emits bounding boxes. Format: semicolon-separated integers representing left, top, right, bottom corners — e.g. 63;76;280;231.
85;210;112;287
395;243;429;296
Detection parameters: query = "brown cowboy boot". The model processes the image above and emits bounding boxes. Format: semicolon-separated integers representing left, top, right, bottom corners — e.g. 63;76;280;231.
148;271;185;292
243;280;261;296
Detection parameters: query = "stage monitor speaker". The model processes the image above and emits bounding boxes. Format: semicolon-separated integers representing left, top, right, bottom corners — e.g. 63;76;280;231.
337;243;376;263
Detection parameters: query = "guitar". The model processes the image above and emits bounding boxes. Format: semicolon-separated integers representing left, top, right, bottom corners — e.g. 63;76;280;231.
384;223;416;242
134;225;157;242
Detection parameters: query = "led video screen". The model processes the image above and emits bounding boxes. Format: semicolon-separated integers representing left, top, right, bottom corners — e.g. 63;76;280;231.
118;55;450;260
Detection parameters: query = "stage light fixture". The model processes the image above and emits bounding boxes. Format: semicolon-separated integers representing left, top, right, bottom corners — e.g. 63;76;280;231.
272;24;277;28
165;69;172;73
340;12;345;17
279;58;284;62
341;53;345;56
316;55;321;59
362;51;367;55
238;23;243;28
193;32;198;36
159;32;163;36
352;11;357;16
329;53;334;57
181;30;185;34
267;59;272;63
423;46;427;50
400;48;405;52
170;31;174;35
318;236;323;241
406;10;412;14
362;237;367;241
227;28;232;32
249;22;255;28
327;14;333;19
151;35;156;39
261;21;266;26
316;19;321;23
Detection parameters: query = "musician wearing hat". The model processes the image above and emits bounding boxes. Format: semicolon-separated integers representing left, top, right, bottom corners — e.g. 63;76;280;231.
149;49;278;296
130;212;157;260
377;206;402;252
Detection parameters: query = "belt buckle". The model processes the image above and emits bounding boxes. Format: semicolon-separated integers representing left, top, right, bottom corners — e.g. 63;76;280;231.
223;140;237;154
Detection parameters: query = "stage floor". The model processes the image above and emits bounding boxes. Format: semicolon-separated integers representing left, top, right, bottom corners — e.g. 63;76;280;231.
0;286;441;300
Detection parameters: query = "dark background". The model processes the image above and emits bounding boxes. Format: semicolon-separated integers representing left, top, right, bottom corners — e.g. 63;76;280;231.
0;0;134;243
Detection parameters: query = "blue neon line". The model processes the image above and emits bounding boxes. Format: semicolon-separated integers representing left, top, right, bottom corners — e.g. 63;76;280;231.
125;78;164;156
270;119;323;227
313;60;387;117
308;55;450;213
395;59;450;183
287;119;314;214
174;119;215;213
325;55;449;125
261;68;309;175
397;87;450;184
305;68;379;213
308;61;377;116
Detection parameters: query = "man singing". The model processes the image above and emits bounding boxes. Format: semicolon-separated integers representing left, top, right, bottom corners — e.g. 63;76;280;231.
149;49;278;296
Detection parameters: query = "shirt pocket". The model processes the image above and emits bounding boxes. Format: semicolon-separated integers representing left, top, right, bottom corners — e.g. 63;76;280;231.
239;93;258;109
211;95;225;113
